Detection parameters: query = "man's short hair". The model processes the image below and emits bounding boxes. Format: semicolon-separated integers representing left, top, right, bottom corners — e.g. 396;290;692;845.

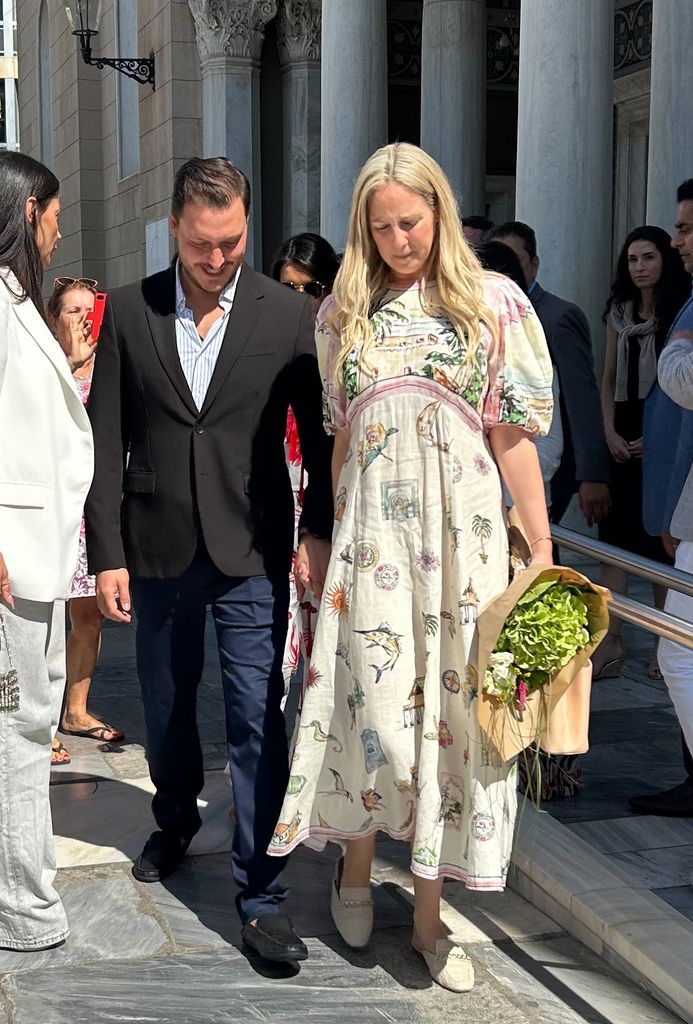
171;157;251;218
677;179;693;203
487;220;538;261
462;215;494;232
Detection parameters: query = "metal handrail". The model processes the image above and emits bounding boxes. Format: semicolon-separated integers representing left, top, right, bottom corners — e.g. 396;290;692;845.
552;525;693;598
551;525;693;651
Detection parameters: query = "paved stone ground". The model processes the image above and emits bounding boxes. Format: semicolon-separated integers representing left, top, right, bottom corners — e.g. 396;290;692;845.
545;558;693;926
0;589;686;1024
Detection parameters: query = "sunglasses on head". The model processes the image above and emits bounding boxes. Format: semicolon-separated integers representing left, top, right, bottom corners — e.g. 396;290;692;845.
53;276;98;291
282;279;325;299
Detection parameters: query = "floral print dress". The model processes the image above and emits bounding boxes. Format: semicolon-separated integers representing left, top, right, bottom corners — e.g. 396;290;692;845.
268;275;553;888
70;371;96;600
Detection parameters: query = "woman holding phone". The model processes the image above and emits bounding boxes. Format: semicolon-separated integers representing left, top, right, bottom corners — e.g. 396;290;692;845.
46;278;123;765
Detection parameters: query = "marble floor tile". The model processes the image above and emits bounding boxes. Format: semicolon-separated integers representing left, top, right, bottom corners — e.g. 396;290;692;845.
604;915;693;1022
150;847;410;951
52;770;234;868
0;869;167;975
655;884;693;922
606;846;693;889
570;884;686;939
475;933;681;1024
569;816;693;855
513;807;635;904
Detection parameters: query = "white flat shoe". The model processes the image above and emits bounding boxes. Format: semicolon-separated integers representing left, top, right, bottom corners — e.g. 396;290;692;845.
412;937;475;992
329;858;373;948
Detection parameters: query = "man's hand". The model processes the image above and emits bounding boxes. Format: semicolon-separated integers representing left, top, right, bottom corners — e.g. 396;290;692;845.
627;436;644;458
578;481;611;527
295;535;331;600
0;552;13;609
661;533;681;560
96;568;132;622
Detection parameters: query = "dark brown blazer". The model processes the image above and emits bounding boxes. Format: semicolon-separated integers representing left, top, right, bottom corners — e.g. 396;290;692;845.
85;262;333;579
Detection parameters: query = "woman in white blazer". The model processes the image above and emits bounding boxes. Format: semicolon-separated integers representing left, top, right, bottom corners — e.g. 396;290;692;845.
0;153;93;951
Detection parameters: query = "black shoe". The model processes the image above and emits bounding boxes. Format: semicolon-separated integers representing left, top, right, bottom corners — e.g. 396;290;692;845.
629;778;693;817
132;830;191;882
241;912;308;963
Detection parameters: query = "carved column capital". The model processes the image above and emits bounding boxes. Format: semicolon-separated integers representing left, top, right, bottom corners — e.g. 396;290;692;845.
188;0;279;62
276;0;321;66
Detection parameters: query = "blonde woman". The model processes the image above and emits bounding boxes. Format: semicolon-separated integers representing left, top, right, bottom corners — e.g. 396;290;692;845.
268;144;554;990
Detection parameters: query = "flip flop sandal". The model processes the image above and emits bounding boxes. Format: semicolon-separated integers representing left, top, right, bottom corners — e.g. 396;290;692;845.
60;723;125;742
51;741;71;766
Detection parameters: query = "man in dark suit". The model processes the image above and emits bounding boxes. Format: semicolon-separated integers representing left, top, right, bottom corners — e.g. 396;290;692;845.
488;221;611;527
85;158;333;963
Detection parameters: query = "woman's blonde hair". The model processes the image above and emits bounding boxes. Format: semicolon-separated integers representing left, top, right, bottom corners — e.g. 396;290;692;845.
330;142;496;378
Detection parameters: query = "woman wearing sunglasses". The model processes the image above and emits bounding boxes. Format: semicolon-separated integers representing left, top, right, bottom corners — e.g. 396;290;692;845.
45;277;124;766
271;234;341;692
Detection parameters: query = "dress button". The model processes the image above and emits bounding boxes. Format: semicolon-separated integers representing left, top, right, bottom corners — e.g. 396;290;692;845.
195;427;205;434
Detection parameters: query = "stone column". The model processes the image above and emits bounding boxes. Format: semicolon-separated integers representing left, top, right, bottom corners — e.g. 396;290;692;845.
277;0;321;238
188;0;278;266
515;0;613;354
320;0;388;248
420;0;485;214
646;0;693;230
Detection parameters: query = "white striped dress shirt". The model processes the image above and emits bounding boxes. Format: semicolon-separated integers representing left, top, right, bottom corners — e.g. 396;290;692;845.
175;261;241;410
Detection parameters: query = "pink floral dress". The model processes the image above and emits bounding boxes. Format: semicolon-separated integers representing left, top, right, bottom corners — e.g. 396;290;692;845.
70;371;95;600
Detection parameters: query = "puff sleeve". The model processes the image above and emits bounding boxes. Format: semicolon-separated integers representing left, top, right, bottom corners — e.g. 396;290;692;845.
481;274;554;437
315;295;348;435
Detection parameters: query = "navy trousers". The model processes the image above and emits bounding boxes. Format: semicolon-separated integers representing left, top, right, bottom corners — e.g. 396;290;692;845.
131;544;290;923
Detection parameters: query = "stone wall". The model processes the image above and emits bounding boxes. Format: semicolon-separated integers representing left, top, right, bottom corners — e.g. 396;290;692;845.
17;0;201;289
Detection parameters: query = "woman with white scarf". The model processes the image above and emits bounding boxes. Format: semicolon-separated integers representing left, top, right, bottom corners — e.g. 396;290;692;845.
594;225;690;680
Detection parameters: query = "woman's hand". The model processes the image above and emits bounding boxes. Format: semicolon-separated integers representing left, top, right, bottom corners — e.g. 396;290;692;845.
0;552;13;608
606;429;631;462
65;313;97;372
295;534;331;600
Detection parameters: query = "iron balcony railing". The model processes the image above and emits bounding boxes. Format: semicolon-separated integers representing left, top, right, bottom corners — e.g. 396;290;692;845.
551;525;693;651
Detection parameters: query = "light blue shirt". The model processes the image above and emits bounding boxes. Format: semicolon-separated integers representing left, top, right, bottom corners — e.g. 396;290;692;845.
175;261;240;410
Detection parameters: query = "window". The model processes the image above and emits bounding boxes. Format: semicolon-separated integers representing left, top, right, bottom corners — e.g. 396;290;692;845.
116;0;140;179
38;0;52;163
0;80;6;146
0;0;17;58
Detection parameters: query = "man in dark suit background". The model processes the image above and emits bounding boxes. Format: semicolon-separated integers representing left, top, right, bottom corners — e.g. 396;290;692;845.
488;221;611;527
85;158;333;963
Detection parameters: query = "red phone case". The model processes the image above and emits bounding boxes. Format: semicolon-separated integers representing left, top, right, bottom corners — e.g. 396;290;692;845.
86;292;107;341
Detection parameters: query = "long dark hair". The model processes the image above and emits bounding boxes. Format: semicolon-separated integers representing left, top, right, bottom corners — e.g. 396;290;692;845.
605;225;691;336
271;232;340;292
0;152;59;314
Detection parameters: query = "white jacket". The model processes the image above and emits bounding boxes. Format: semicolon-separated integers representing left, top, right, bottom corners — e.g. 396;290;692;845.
0;270;94;602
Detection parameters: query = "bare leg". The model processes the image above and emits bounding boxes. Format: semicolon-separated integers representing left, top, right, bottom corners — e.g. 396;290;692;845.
60;597;116;735
412;875;447;949
649;584;668;678
592;566;627;675
340;834;376;888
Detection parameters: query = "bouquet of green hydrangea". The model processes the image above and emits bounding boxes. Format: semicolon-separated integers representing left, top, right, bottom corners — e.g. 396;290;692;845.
471;566;609;762
486;579;592;706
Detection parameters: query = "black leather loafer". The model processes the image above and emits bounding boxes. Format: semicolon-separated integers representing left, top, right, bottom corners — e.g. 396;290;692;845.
131;830;191;882
241;912;308;962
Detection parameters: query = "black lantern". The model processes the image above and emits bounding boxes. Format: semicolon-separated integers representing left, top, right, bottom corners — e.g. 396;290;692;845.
64;1;155;90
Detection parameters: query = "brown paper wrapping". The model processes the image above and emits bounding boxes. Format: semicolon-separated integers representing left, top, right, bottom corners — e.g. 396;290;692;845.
469;565;610;762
